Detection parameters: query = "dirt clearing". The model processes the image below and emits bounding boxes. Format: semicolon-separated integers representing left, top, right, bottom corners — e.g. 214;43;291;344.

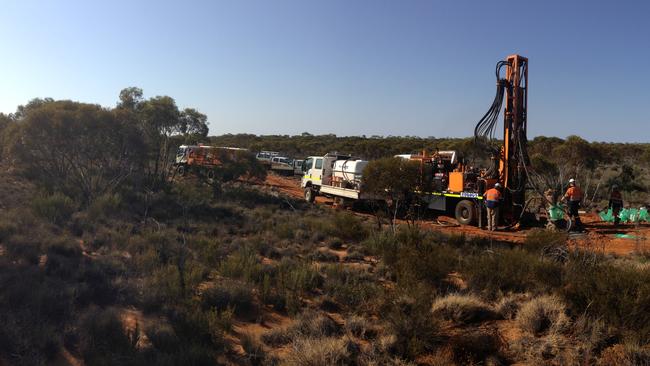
263;173;650;255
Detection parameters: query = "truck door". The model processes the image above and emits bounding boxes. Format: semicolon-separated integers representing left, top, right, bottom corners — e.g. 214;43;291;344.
313;158;323;183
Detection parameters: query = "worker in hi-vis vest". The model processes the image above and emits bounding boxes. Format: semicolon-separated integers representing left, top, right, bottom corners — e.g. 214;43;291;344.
484;183;502;231
563;178;584;232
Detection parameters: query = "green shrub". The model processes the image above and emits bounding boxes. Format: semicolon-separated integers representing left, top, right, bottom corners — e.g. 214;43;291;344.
200;280;258;319
274;259;323;294
327;238;343;250
31;192;76;225
88;193;122;220
463;248;563;299
240;332;267;366
79;308;137;365
394;240;458;290
524;229;568;254
345;246;366;262
219;245;264;284
367;226;460;290
322;264;381;310
44;242;82;280
146;322;180;352
326;211;369;241
382;293;441;360
362;231;399;266
562;261;650;343
309;249;340;262
448;329;504;365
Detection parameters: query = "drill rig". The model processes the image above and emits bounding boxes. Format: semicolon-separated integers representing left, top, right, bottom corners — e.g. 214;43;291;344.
474;54;530;225
301;55;531;228
402;54;530;227
474;55;530;224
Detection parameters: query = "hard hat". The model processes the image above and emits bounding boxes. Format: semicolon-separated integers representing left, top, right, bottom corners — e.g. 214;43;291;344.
569;178;575;184
494;183;502;188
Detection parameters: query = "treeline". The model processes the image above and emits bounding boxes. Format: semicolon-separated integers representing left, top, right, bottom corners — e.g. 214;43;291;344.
210;133;650;202
0;88;219;204
209;133;650;164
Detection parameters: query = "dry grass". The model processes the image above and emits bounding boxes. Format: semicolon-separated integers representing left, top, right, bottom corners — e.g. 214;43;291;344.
283;336;351;366
240;332;267;366
598;343;650;366
430;293;494;324
494;293;530;320
510;333;580;365
515;295;569;335
344;315;375;339
261;310;341;347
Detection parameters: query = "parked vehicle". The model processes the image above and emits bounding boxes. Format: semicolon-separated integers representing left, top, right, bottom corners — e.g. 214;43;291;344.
174;145;249;179
300;154;371;203
256;151;279;166
270;156;295;175
292;159;304;175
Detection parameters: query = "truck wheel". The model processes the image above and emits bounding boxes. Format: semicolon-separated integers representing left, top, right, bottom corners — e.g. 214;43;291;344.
176;165;186;177
206;169;216;181
455;200;476;225
304;188;316;203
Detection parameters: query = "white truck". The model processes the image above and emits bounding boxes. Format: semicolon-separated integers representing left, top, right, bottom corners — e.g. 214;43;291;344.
270;156;295;175
300;154;370;203
292;159;304;175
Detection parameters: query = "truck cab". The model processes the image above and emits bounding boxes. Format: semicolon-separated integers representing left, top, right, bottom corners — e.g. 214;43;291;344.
292;159;304;175
301;154;366;203
301;155;337;189
300;156;324;190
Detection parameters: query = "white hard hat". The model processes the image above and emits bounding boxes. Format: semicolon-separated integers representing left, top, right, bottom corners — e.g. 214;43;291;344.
569;178;575;183
494;183;502;188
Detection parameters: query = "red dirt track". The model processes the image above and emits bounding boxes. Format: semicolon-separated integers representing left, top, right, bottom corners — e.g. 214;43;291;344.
263;173;650;256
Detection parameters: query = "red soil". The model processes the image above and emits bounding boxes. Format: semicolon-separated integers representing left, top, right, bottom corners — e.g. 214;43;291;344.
262;174;650;256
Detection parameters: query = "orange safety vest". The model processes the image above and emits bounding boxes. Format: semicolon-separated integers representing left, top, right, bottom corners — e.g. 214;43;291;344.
484;188;501;202
565;186;583;201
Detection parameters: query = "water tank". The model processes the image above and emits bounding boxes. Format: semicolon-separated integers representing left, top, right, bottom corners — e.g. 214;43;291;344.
333;159;368;182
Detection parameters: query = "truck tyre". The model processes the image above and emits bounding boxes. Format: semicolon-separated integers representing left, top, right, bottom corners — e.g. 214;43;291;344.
455;200;476;225
176;165;186;177
206;169;216;181
304;188;316;203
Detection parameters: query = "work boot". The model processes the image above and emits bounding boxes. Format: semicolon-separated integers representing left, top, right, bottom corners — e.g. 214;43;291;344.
574;218;586;233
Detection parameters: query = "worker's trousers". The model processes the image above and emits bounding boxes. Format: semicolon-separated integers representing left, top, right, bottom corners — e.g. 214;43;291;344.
487;207;499;231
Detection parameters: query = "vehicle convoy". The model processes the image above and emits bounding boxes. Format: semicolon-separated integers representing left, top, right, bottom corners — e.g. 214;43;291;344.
301;54;530;227
174;145;249;179
256;151;279;166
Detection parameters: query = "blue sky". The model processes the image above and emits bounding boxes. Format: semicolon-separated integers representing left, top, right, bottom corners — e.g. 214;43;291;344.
1;0;648;142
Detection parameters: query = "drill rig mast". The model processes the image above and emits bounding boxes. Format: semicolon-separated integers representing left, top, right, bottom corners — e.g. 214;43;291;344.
475;54;529;224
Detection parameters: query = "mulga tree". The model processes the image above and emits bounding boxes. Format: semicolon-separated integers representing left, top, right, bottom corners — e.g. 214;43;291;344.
362;157;421;231
11;100;145;204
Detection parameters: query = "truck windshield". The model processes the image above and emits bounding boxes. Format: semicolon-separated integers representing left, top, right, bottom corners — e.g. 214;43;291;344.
176;147;187;158
303;158;313;171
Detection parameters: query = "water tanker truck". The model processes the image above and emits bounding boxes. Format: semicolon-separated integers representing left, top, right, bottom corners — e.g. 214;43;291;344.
300;154;371;203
